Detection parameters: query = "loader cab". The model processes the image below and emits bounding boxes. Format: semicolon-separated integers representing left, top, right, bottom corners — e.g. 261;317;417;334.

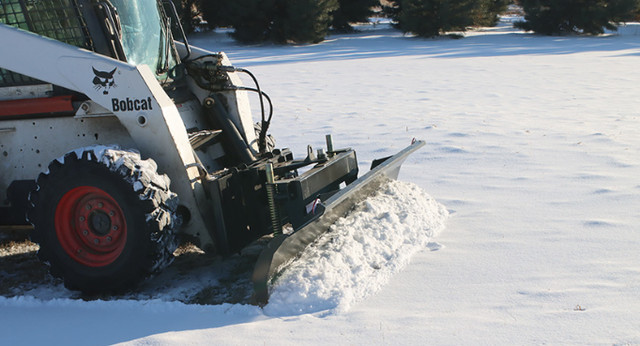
0;0;182;89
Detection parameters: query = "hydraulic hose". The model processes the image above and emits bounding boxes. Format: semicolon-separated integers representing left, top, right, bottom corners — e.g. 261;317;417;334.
203;93;256;165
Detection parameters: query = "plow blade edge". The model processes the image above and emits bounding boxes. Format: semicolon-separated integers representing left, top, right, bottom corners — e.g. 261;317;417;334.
252;140;425;305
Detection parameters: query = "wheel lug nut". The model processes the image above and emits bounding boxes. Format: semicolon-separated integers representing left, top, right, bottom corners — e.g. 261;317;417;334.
112;225;118;231
109;211;115;216
85;204;91;210
93;239;99;244
98;202;104;208
79;216;85;222
83;230;89;236
106;236;112;242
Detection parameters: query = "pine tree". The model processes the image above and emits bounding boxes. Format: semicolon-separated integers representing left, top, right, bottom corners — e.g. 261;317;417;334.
175;0;202;33
515;0;640;35
395;0;479;37
228;0;338;44
382;0;402;21
274;0;339;43
472;0;509;27
200;0;234;30
331;0;379;32
228;0;277;43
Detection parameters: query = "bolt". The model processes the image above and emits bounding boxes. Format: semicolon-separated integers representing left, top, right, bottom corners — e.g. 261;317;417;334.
204;98;215;108
83;230;89;236
81;103;89;111
112;225;118;231
79;216;85;222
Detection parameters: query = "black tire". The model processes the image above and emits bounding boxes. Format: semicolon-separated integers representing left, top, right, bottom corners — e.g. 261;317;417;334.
27;146;180;294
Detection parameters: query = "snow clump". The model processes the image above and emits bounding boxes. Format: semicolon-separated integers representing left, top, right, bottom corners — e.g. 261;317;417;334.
264;180;448;316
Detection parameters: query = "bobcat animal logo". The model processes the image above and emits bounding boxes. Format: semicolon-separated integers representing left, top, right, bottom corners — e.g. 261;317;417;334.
92;67;117;95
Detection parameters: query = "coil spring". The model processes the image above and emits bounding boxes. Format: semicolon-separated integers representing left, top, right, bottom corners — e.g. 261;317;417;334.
265;163;281;234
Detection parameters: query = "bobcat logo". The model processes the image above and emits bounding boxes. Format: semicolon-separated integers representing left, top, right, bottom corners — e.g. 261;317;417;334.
92;67;117;95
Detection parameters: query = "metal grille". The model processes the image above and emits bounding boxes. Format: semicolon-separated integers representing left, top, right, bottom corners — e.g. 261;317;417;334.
0;0;92;48
0;0;93;87
0;0;29;30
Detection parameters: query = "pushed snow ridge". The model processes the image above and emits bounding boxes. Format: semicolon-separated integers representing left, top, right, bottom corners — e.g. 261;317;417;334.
265;180;448;316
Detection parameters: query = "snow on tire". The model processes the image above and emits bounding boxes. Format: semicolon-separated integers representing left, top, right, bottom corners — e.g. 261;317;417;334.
27;146;180;294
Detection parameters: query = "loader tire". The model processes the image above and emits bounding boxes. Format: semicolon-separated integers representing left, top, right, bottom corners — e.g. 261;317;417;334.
27;146;180;294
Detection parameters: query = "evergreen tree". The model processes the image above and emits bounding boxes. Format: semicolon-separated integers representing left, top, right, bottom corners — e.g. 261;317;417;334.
229;0;338;44
175;0;200;33
515;0;640;35
228;0;276;43
275;0;339;43
394;0;479;37
200;0;233;30
331;0;379;32
382;0;402;21
472;0;509;27
383;0;506;37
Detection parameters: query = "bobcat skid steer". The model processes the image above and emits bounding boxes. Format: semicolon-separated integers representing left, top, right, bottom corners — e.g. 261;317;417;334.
0;0;424;304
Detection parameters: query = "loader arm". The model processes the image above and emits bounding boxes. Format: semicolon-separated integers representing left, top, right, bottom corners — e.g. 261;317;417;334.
0;23;216;247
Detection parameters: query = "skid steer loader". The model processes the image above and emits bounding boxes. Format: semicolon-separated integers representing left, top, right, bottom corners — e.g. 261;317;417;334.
0;0;424;304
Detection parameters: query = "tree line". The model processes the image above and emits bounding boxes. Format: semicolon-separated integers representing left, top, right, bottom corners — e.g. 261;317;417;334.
175;0;640;44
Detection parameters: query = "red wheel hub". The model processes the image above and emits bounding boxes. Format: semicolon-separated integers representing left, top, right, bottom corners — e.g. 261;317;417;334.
55;186;127;267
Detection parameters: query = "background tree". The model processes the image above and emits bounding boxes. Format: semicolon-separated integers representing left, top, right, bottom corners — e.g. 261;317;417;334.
390;0;479;37
382;0;401;20
275;0;339;43
383;0;508;38
175;0;201;33
227;0;276;43
200;0;233;30
331;0;380;32
472;0;509;27
228;0;338;44
515;0;640;35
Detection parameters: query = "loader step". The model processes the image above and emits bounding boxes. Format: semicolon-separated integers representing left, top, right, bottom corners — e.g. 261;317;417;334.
188;129;223;150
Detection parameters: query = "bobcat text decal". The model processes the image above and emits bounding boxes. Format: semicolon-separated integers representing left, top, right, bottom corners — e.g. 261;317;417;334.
111;97;153;112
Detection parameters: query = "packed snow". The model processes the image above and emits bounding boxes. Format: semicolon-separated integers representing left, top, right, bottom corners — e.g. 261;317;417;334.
2;16;640;345
266;180;448;316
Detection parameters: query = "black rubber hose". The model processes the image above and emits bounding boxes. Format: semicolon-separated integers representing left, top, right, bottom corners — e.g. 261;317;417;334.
203;93;256;165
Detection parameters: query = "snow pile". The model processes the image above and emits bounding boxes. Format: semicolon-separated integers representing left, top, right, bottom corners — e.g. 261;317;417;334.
264;180;448;315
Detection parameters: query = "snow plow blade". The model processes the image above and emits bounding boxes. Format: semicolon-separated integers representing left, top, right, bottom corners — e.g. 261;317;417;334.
252;140;425;305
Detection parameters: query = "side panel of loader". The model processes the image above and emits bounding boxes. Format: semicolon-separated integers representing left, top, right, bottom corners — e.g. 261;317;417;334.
0;116;134;211
0;24;216;250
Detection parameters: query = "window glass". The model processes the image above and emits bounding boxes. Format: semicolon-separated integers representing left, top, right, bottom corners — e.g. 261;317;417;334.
110;0;178;82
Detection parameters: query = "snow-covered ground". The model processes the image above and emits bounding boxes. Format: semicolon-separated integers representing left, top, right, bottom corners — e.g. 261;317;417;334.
2;17;640;344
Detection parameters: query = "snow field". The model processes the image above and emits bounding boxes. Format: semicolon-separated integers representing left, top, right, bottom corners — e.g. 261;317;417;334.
205;20;640;344
2;17;640;345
